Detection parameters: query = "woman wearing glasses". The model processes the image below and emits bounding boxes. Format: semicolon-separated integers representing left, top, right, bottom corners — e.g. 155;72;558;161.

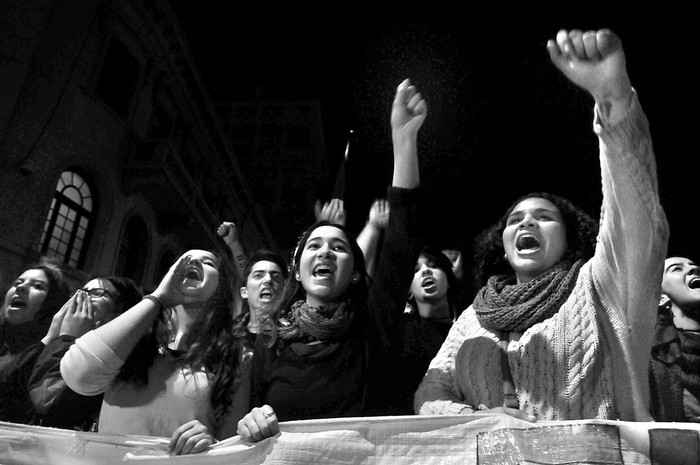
25;276;142;430
61;249;251;455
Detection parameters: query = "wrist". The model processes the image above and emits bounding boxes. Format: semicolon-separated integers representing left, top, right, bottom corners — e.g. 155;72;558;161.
142;294;165;312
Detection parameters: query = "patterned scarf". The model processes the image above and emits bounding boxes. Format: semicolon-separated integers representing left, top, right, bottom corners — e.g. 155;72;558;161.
474;258;584;333
278;299;357;342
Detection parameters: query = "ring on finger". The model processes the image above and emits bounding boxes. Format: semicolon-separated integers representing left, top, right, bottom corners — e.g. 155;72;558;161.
264;411;276;419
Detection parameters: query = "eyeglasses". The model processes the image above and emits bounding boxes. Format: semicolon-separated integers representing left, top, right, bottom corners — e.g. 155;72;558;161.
74;288;114;300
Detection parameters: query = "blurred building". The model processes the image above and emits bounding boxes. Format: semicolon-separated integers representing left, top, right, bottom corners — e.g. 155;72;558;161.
217;99;329;258
0;0;271;291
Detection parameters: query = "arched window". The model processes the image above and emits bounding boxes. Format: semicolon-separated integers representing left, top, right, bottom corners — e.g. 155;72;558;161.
115;216;149;285
39;170;95;268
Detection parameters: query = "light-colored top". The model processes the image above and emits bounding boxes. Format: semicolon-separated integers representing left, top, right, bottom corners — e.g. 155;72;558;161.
61;330;247;438
414;92;668;421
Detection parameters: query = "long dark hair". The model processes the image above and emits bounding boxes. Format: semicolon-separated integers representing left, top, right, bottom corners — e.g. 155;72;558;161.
0;264;71;329
117;252;248;425
472;192;598;291
260;221;368;346
93;276;143;316
406;246;458;318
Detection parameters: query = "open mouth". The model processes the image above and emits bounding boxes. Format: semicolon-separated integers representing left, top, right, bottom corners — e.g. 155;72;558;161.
516;234;541;252
421;276;437;293
689;277;700;289
259;289;275;302
9;297;26;308
312;264;335;279
183;263;203;281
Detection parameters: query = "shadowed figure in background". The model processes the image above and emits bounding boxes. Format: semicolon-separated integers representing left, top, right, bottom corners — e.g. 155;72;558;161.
650;257;700;422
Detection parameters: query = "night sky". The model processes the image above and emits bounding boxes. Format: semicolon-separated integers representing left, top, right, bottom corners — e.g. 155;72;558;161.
170;1;700;271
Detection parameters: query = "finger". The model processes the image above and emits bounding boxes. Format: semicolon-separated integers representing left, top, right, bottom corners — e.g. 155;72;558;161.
567;29;585;58
407;91;423;111
393;79;411;108
244;422;262;442
504;406;536;422
596;28;620;57
412;98;427;117
253;406;278;439
217;223;229;237
84;293;94;320
181;434;200;455
314;200;322;219
169;421;195;452
173;255;190;282
555;29;571;57
73;291;84;313
582;30;601;61
171;427;194;455
190;437;213;455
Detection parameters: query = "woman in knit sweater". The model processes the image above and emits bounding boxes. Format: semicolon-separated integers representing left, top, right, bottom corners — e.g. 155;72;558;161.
414;28;668;421
61;250;251;455
236;78;426;442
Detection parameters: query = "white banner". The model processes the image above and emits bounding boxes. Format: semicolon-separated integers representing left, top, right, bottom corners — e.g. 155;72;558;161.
1;415;699;464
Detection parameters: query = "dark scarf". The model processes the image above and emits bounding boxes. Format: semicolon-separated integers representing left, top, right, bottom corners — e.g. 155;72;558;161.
278;299;357;342
473;258;584;333
650;299;700;421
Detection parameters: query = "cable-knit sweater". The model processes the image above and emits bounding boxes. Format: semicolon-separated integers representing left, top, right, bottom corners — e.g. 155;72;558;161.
414;92;668;421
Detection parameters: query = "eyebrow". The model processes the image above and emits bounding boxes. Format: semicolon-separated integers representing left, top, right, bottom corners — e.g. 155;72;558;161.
308;235;350;246
508;207;559;217
665;261;696;272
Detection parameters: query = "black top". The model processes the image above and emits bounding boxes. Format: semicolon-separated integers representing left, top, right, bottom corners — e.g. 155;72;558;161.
251;186;422;421
28;335;103;430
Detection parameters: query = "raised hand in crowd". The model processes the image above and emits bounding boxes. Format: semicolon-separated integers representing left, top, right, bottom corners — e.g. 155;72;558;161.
314;198;346;226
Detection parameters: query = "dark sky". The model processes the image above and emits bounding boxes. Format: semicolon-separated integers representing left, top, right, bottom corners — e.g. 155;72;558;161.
170;1;700;263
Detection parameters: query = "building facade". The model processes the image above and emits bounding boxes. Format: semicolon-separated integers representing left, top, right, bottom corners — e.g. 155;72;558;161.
0;0;271;291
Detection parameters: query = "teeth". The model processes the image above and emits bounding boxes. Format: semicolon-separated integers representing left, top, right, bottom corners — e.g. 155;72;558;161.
313;265;334;277
516;235;541;251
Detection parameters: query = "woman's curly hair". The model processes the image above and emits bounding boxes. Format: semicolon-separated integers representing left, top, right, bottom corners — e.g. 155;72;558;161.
472;192;599;291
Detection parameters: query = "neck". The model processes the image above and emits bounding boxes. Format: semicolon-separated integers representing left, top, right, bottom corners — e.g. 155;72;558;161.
671;302;700;331
169;304;200;349
306;295;330;308
247;308;260;334
415;299;451;321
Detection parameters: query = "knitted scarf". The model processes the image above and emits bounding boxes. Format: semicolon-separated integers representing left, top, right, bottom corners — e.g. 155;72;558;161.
278;299;357;342
474;258;584;333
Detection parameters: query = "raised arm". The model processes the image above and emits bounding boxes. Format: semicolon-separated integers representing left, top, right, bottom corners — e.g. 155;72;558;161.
61;255;197;395
217;221;247;278
549;28;668;419
356;199;390;279
313;198;347;226
391;79;425;189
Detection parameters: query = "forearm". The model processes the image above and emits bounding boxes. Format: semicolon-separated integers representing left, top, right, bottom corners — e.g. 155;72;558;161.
357;223;381;278
391;133;420;189
60;331;123;396
92;297;161;360
227;240;247;278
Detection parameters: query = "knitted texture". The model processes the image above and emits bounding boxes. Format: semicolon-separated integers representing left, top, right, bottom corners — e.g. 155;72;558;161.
278;300;357;342
474;259;584;333
415;93;668;421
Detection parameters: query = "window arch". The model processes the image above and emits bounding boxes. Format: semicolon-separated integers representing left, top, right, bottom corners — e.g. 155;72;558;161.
39;170;95;268
115;216;149;285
